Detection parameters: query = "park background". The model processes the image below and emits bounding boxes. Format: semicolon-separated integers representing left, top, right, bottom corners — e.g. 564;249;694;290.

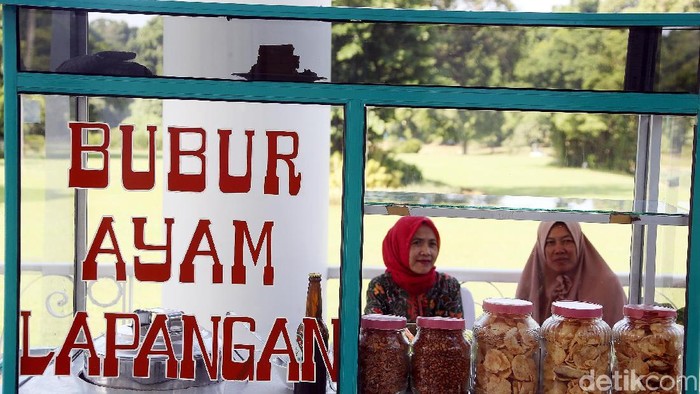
5;0;699;348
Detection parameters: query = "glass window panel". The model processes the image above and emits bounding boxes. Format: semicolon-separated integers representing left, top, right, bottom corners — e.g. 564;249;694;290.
657;28;700;93
652;114;694;316
8;3;699;392
20;94;76;351
654;224;688;315
362;108;692;216
19;8;699;92
326;105;344;333
360;107;691;328
17;95;340;392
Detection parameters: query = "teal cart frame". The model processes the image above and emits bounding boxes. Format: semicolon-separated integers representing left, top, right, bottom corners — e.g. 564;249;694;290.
2;1;700;392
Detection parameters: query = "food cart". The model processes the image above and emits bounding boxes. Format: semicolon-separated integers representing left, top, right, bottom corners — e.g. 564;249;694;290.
1;1;699;392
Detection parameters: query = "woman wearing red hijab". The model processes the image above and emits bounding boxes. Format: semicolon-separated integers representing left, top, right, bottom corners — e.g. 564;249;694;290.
364;216;463;323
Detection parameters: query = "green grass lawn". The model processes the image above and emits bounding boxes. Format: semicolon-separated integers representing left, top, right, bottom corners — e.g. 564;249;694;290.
398;148;635;198
2;145;693;346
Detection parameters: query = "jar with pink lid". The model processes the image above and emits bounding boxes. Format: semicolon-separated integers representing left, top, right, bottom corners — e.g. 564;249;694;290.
612;304;683;394
411;316;470;394
541;300;612;394
472;297;540;394
358;314;410;394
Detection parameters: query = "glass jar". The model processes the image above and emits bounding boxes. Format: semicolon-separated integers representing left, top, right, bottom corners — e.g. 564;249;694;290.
358;314;410;394
612;304;684;394
411;316;470;394
472;298;540;394
541;300;612;394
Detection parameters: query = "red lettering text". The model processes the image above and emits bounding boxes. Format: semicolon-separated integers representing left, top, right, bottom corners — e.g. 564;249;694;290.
133;314;178;378
232;220;274;285
264;130;301;195
219;129;253;193
82;216;126;281
168;126;206;192
68;122;110;189
179;219;222;283
133;217;173;282
55;312;99;376
103;313;139;377
19;311;338;383
121;124;157;190
20;311;54;375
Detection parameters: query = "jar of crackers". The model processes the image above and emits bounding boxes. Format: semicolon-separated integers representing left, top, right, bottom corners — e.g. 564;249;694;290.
612;304;683;393
358;314;410;394
411;316;470;394
541;300;612;394
472;298;540;394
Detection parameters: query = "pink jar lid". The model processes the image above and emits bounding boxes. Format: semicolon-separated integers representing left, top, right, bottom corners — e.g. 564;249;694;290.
552;300;603;319
483;298;533;315
361;314;407;330
623;304;676;320
416;316;465;330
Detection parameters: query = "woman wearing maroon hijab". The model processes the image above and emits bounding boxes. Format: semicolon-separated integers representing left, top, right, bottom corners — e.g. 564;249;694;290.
364;216;463;323
516;221;626;327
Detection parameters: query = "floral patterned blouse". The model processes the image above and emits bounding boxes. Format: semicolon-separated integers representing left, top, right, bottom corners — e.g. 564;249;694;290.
364;272;463;323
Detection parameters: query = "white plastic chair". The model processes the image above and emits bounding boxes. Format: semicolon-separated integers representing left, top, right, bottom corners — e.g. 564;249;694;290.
460;286;476;329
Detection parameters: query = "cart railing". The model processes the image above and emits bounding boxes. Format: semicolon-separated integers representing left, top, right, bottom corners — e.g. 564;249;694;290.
1;262;685;320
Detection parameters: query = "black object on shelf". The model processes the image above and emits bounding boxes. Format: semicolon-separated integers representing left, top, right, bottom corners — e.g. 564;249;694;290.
56;51;154;77
233;44;325;82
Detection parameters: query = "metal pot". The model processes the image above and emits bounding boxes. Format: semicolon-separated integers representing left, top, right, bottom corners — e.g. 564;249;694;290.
82;308;220;391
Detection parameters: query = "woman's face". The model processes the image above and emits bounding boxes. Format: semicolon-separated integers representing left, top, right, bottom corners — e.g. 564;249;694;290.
544;224;578;274
408;224;439;275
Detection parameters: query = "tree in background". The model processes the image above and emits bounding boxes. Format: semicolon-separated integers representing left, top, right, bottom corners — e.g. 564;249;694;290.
0;11;163;153
1;2;696;178
19;8;51;71
431;15;522;154
331;0;441;187
130;17;163;75
647;0;700;154
331;0;519;187
332;0;697;177
513;0;698;173
88;17;163;138
0;6;4;156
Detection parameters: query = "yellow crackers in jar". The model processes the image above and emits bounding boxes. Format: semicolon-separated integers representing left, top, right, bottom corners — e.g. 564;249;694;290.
612;304;683;393
541;300;612;394
472;298;540;394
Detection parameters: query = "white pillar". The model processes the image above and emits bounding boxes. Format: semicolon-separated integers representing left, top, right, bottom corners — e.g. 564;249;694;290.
161;0;331;342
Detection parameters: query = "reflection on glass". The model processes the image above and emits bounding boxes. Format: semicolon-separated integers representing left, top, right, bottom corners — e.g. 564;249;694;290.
18;7;698;92
657;28;700;93
15;96;341;391
55;51;155;76
360;108;691;329
19;8;162;76
20;94;76;350
653;114;692;317
16;94;166;351
364;190;688;216
363;108;693;218
232;44;326;82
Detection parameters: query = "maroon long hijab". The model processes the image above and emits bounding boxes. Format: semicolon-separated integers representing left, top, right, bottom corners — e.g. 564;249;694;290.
515;221;626;327
382;216;440;296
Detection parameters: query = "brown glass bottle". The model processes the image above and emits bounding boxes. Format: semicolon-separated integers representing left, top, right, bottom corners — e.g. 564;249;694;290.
294;273;329;394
